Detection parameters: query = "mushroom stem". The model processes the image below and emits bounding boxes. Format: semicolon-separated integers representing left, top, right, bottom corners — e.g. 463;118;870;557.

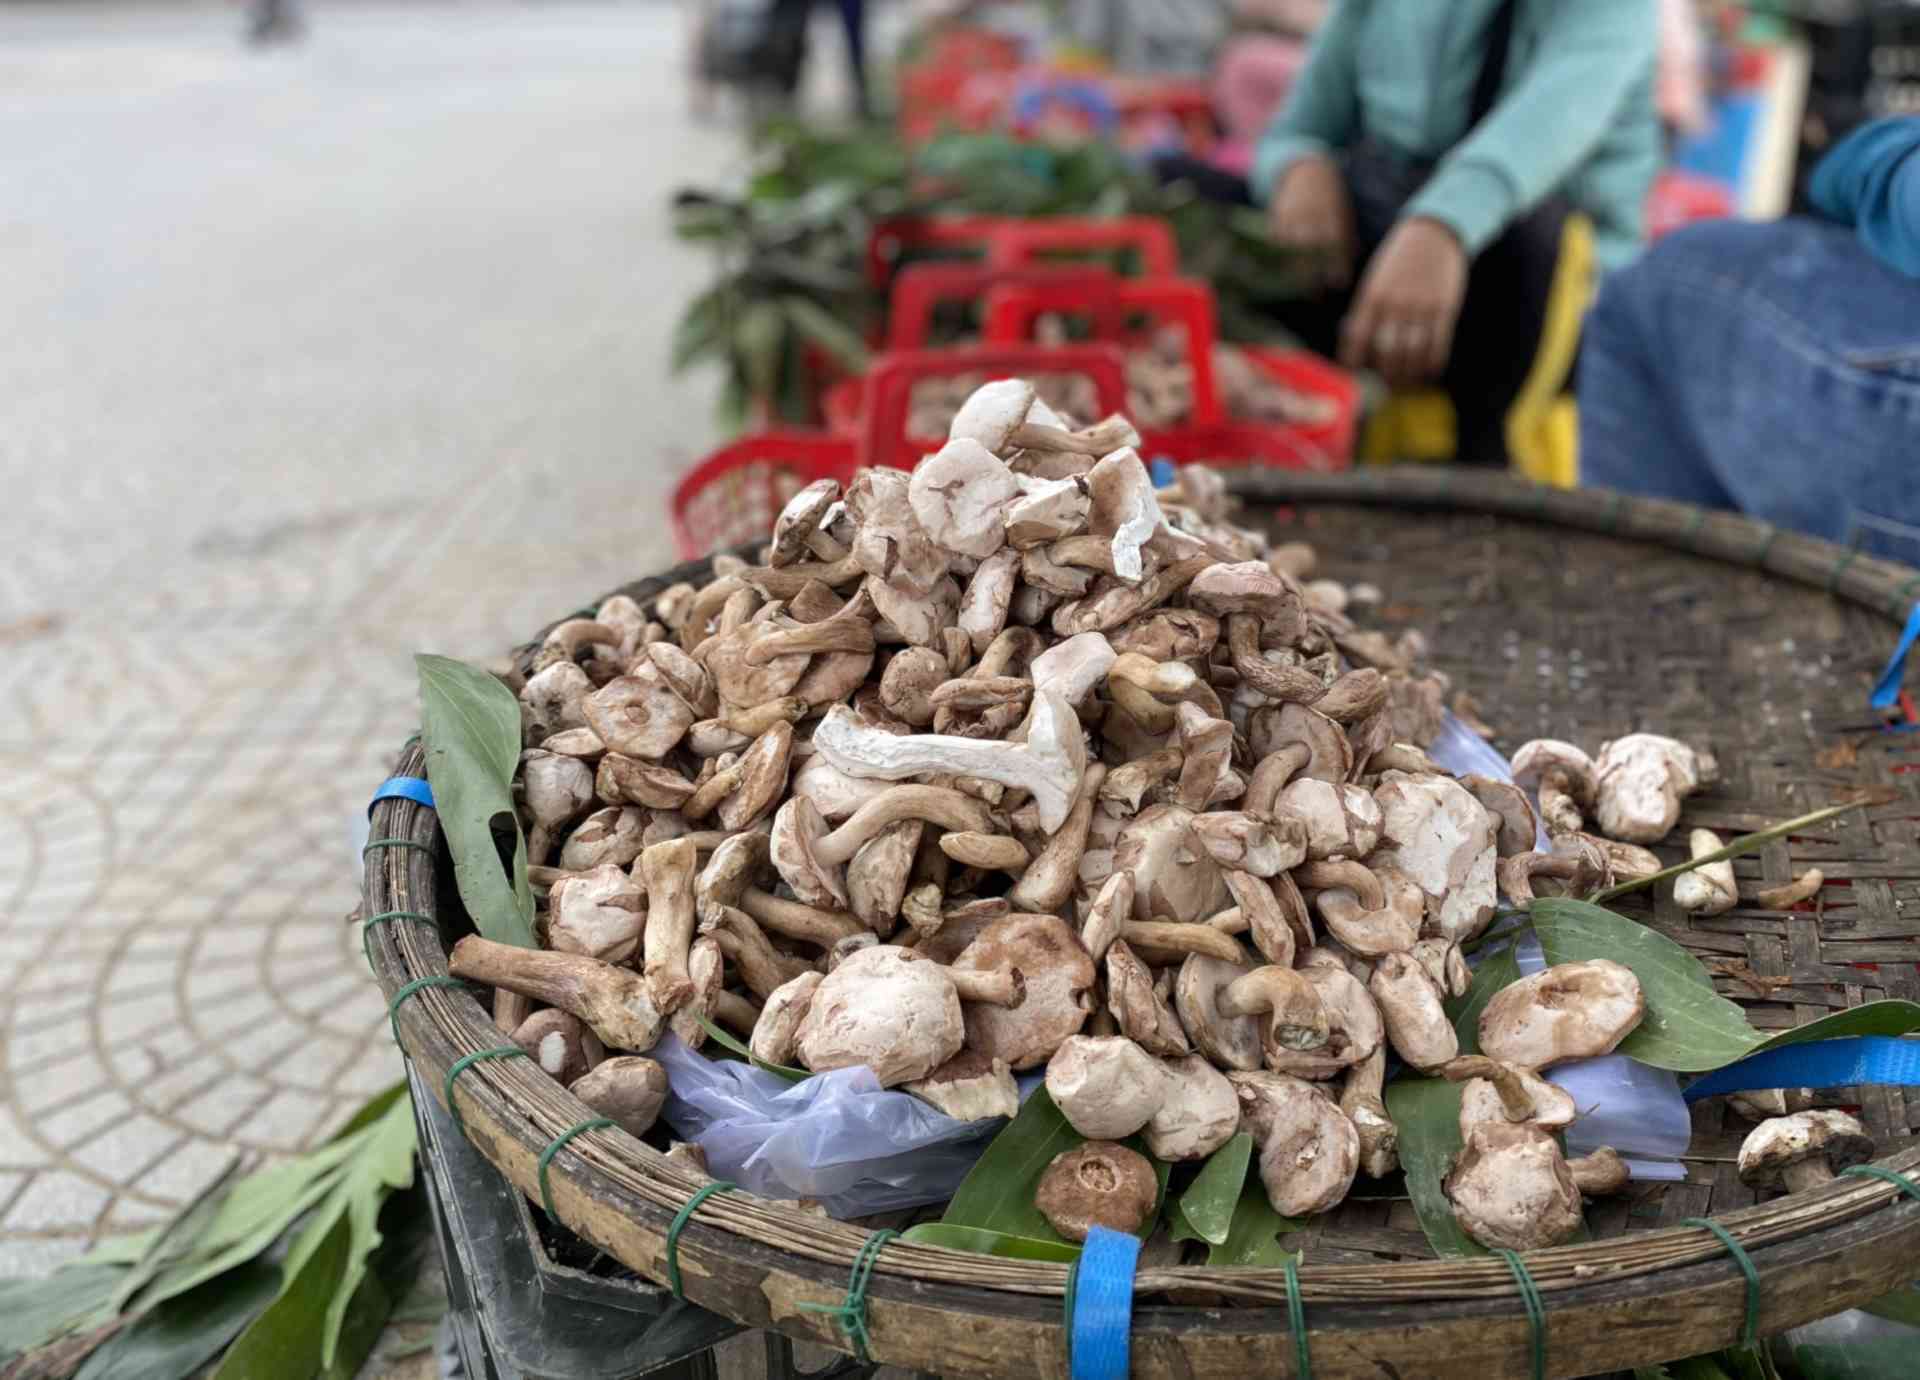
449;936;664;1053
940;966;1026;1008
1226;616;1327;703
1755;869;1825;909
711;989;762;1035
719;697;806;738
1296;860;1385;910
682;760;746;822
1569;1147;1631;1196
1008;764;1105;912
1441;1056;1536;1123
740;888;865;948
1206;906;1247;934
746;617;875;664
640;840;698;1014
1219;967;1331;1052
1781;1157;1836;1194
1538;771;1585;837
1119;921;1247;966
739;556;866;599
816;786;997;865
1243;744;1310;815
939;831;1030;873
1100;749;1184;815
1341;1047;1399;1178
493;990;535;1037
698;903;817;999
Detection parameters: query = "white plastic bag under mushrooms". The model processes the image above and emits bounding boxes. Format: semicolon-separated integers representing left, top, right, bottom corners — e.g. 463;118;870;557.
651;1033;1038;1215
1428;713;1691;1178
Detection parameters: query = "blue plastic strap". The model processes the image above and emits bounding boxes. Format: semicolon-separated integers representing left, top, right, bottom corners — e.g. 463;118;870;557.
1069;1227;1140;1380
1683;1037;1920;1103
369;776;436;815
1870;601;1920;711
1149;457;1178;489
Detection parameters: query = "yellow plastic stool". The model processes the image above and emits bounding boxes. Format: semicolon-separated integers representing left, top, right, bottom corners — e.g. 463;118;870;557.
1359;213;1595;486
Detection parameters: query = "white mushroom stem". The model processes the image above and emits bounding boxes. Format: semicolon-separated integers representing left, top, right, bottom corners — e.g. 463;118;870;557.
1120;921;1247;965
1672;828;1738;916
712;989;762;1034
450;936;664;1053
699;904;818;999
1781;1157;1839;1193
639;839;697;1014
814;786;997;865
739;888;866;948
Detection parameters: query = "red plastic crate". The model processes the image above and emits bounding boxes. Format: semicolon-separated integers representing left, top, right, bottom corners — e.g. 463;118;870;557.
670;432;857;561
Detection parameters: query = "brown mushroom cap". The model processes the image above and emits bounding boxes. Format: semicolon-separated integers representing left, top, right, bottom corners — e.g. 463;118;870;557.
715;721;793;831
511;1008;599;1085
1737;1110;1875;1193
1510;739;1597;837
558;805;646;872
1035;1142;1160;1244
1445;1056;1578;1138
1369;772;1498;943
793;946;963;1087
1045;1035;1168;1139
1174;954;1263;1072
905;1049;1019;1122
1218;965;1332;1063
1478;960;1645;1070
1369;952;1458;1072
1227;1069;1326;1145
570;1056;670;1139
1114;804;1230;925
769;796;847;908
953;913;1096;1070
749;970;822;1067
1105;941;1191;1057
769;478;841;567
1144;1054;1241;1161
1593;733;1708;844
1256;1082;1361;1217
1276;779;1382;861
1190;812;1308;878
1248;703;1352;787
547;863;646;964
1266;965;1384;1080
1444;1121;1585;1251
1459;774;1541;859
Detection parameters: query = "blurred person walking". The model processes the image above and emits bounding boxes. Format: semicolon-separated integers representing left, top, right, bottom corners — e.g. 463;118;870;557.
246;0;304;46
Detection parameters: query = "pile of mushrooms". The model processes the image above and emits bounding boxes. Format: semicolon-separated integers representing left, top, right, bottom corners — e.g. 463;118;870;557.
453;375;1724;1250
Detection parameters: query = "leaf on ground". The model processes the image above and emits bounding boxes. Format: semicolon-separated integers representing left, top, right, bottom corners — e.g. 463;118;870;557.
416;654;535;950
210;1216;354;1380
1203;1177;1301;1268
108;1156;241;1314
72;1261;279;1380
0;1266;127;1362
321;1184;435;1380
695;1015;808;1083
898;1224;1080;1263
1169;1133;1251;1247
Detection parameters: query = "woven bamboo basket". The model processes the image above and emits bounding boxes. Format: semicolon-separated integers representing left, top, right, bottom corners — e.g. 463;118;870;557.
364;468;1920;1379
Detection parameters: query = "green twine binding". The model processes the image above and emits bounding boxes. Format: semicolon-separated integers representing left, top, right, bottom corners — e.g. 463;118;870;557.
387;975;469;1043
1841;1163;1920;1203
364;837;435;860
1682;1218;1760;1349
1827;546;1864;593
665;1180;738;1299
1498;1249;1547;1380
362;910;434;967
797;1228;898;1364
441;1046;530;1135
537;1118;617;1221
1283;1256;1311;1379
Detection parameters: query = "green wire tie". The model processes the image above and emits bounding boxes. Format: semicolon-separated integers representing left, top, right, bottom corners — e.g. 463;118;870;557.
536;1117;618;1221
1841;1163;1920;1203
361;910;435;967
797;1227;898;1364
364;837;435;861
441;1046;530;1136
664;1180;739;1300
1682;1218;1760;1349
1498;1249;1548;1380
1683;507;1707;539
1751;524;1780;567
387;975;469;1044
1828;546;1864;594
1283;1256;1311;1379
1599;489;1625;533
401;732;422;751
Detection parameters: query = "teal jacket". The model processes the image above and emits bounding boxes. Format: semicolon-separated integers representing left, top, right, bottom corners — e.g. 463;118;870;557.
1253;0;1661;269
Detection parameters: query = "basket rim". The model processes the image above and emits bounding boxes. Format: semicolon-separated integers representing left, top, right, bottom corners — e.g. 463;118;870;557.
366;472;1920;1378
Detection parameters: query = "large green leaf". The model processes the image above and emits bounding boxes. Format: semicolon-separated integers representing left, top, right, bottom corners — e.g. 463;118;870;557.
72;1262;279;1380
210;1216;353;1380
1169;1133;1252;1248
1445;941;1520;1058
304;1091;417;1369
898;1224;1080;1263
107;1157;240;1314
1204;1177;1302;1268
415;654;535;950
0;1266;126;1362
695;1014;808;1083
1383;1074;1483;1260
1746;1000;1920;1055
320;1183;434;1380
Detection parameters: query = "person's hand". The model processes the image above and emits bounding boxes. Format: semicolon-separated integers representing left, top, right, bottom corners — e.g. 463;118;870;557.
1338;216;1468;385
1268;155;1355;290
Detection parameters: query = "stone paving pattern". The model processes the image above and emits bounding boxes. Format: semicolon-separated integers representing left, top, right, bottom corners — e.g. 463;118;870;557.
0;0;751;1277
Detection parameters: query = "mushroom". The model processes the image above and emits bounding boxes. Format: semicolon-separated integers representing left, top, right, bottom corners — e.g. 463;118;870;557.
1510;740;1597;838
547;863;646;964
1008;764;1106;913
699;904;816;1000
1672;828;1738;915
1046;1035;1167;1139
1592;733;1713;843
1275;778;1382;861
583;668;696;760
1737;1110;1875;1194
1339;1048;1399;1178
811;691;1088;833
450;937;664;1052
1245;704;1351;801
908;438;1020;558
846;467;948;595
1498;836;1614;907
770;786;995;908
1217;966;1330;1063
948;377;1037;453
1105;941;1191;1057
1410;937;1471;999
1478;960;1645;1070
1266;965;1383;1081
939;831;1030;873
1727;1088;1816;1122
511;1008;601;1085
645;642;719;719
1028;631;1117;709
1442;1056;1577;1138
668;936;725;1048
1114;804;1230;925
1223;869;1302;968
570;1056;670;1139
1108;607;1219;661
1175;954;1263;1072
1369;951;1458;1072
521;660;594;740
558;805;646;872
792;946;963;1087
769;478;842;567
1458;775;1540;859
1077;871;1133;965
846;820;923;936
1444;1121;1586;1251
1144;1054;1241;1161
1173;703;1236;811
596;754;697;812
1085;448;1164;582
1006;477;1093;549
1368;772;1499;944
957;547;1020;654
750;970;822;1066
639;838;698;1014
905;1050;1019;1121
1570;1147;1631;1196
1309;866;1422;957
1035;1142;1160;1243
953;913;1096;1070
1190;812;1307;878
1256;1078;1361;1216
1755;870;1824;909
522;750;596;863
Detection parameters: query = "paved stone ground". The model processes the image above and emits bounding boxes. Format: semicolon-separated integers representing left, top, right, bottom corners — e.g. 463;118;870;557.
0;0;767;1278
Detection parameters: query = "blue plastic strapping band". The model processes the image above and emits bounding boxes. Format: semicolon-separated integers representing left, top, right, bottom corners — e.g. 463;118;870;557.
1069;1227;1140;1380
1682;1036;1920;1102
369;776;436;815
1149;458;1178;489
1869;601;1920;712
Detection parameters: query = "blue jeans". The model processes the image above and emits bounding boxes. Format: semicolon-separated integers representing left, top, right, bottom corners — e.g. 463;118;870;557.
1580;218;1920;563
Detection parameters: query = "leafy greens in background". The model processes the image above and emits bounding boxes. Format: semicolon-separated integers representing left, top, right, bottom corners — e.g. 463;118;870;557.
415;653;536;950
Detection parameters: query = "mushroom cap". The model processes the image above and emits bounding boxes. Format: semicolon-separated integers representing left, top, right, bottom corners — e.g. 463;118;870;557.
558;805;646;872
1030;631;1117;707
909;438;1021;559
953;913;1096;1070
1456;1063;1578;1138
1592;734;1705;843
1105;941;1191;1057
1275;779;1382;861
750;970;823;1067
949;377;1036;453
583;671;696;760
521;660;594;738
696;830;771;911
512;1008;598;1085
1249;703;1353;784
1257;1084;1361;1217
1175;954;1263;1072
1267;966;1384;1080
702;624;813;715
1369;772;1499;943
1188;561;1304;630
1479;959;1645;1070
1227;1069;1328;1145
905;1050;1019;1122
847;468;950;595
569;1056;670;1140
1510;740;1598;802
1085;448;1164;583
1223;869;1300;968
789;753;895;823
1046;1035;1168;1139
1079;871;1133;965
1672;828;1738;916
548;863;646;964
1108;608;1221;661
1144;1054;1241;1161
1035;1142;1159;1244
715;722;794;832
669;936;726;1048
1191;812;1307;878
769;797;847;908
769;478;841;566
846;819;923;936
1114;804;1231;925
1459;774;1541;858
1444;1121;1585;1251
1737;1110;1874;1191
522;749;596;826
793;946;963;1087
1369;952;1458;1072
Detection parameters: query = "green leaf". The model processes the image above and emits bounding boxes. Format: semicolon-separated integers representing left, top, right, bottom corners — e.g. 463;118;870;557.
310;1093;418;1369
898;1224;1080;1263
1446;940;1521;1058
781;296;872;373
1204;1176;1301;1268
941;1088;1086;1247
1859;1283;1920;1327
1745;1000;1920;1055
1531;899;1763;1071
1792;1340;1917;1380
1383;1074;1484;1259
107;1157;241;1314
321;1184;434;1380
1169;1133;1251;1247
72;1261;279;1380
695;1014;808;1083
210;1216;353;1380
327;1084;410;1145
0;1265;126;1361
416;654;535;950
671;284;735;374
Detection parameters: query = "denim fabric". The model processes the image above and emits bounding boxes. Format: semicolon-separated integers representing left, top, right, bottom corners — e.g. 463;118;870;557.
1580;217;1920;564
